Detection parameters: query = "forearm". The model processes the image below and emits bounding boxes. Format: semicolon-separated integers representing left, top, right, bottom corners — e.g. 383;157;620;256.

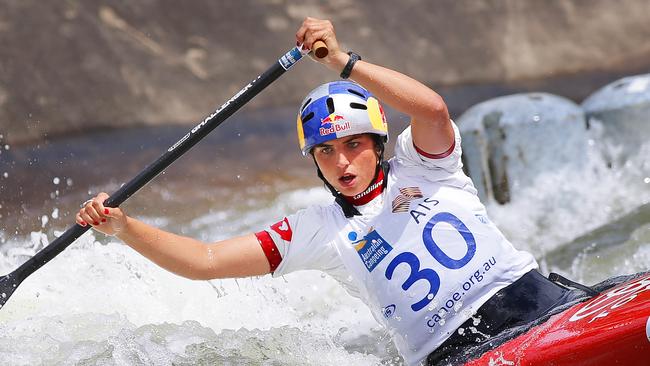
298;17;454;153
327;53;454;154
355;63;449;127
116;217;211;280
326;53;449;127
115;217;270;280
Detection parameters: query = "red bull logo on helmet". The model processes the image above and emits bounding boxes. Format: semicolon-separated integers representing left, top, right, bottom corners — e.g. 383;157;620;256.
319;113;351;136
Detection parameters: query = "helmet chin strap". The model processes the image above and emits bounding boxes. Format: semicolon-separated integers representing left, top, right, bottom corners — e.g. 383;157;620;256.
313;136;389;218
314;163;361;218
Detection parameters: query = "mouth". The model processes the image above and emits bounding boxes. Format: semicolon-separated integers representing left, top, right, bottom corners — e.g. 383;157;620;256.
338;173;357;187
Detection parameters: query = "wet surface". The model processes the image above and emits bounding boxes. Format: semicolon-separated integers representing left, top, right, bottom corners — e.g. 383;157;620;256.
0;107;315;237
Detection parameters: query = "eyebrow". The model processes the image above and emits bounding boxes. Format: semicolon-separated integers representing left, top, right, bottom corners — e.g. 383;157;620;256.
344;134;364;142
314;135;364;149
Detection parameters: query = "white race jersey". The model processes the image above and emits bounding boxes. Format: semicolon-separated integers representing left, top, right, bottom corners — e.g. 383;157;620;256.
256;123;538;365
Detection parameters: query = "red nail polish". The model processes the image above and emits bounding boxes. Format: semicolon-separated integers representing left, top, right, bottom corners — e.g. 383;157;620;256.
80;221;87;226
104;208;109;214
101;218;107;223
93;221;99;225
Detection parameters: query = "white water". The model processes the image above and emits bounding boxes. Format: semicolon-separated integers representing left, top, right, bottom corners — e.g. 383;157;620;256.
0;125;649;365
0;189;391;365
485;119;650;284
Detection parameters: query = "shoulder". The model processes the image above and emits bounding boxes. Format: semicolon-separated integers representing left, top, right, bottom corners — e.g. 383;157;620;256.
292;201;343;223
269;201;344;276
389;122;477;193
277;201;344;241
393;121;462;170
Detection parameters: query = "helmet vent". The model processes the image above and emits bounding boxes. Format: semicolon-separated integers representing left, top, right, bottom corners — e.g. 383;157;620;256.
347;88;365;98
350;102;367;110
300;98;312;112
301;112;314;123
326;97;335;114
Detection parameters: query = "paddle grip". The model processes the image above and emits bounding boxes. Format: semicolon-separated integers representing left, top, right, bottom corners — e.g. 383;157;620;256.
312;40;328;59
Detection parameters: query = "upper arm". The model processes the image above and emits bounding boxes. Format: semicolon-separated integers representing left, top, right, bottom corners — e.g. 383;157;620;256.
394;122;464;177
410;100;455;157
202;233;271;279
343;58;454;155
200;207;334;280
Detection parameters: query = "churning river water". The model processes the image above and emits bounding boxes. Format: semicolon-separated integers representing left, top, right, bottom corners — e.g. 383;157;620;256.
0;106;648;365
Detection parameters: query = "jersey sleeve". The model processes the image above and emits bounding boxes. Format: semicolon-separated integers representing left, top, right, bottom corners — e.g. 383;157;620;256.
255;205;339;277
394;120;463;174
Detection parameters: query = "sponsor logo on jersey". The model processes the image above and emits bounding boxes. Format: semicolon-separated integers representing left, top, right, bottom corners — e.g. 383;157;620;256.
391;187;423;213
382;304;396;318
348;229;393;272
353;178;384;201
475;214;489;224
319;113;351;136
270;217;293;242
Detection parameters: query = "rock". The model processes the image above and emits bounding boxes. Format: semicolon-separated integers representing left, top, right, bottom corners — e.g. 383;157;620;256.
457;93;587;203
581;74;650;166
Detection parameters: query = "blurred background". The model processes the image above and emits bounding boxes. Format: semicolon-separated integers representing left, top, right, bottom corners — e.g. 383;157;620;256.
0;1;649;365
3;0;650;144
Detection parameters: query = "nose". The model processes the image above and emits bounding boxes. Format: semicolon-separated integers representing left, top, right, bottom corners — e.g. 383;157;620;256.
336;151;350;168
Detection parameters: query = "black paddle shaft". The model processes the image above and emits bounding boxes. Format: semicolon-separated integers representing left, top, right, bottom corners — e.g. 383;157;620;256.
0;46;316;307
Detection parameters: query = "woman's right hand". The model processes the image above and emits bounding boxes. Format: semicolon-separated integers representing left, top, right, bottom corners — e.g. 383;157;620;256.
296;17;348;72
76;192;127;236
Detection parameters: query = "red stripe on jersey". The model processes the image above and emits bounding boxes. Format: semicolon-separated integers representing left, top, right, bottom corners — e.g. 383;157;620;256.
414;140;455;159
255;230;282;272
270;217;293;241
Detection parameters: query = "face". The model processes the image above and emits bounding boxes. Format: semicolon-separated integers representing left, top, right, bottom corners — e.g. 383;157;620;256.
312;134;379;196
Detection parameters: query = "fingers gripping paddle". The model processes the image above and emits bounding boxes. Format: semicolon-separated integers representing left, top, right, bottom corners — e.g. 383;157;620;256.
0;42;328;308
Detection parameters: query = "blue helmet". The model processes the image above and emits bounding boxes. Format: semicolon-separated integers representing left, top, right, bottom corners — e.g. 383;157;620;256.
297;80;388;155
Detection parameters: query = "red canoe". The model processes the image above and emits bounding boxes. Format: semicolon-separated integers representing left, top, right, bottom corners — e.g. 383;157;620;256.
465;273;650;365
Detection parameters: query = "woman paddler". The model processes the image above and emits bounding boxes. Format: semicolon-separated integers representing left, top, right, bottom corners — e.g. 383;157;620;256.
76;17;584;365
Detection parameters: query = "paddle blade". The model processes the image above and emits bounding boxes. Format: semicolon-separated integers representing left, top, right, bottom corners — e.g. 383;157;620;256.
0;273;19;308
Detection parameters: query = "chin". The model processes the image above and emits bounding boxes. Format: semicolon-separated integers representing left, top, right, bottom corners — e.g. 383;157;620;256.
342;185;366;197
341;188;359;196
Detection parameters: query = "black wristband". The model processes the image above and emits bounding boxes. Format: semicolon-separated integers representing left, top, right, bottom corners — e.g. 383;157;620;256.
340;51;361;79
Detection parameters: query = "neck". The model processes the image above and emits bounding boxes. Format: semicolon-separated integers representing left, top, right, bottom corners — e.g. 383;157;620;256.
342;166;385;206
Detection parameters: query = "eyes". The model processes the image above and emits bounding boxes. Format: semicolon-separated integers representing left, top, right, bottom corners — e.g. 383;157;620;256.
316;140;361;155
315;146;333;155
